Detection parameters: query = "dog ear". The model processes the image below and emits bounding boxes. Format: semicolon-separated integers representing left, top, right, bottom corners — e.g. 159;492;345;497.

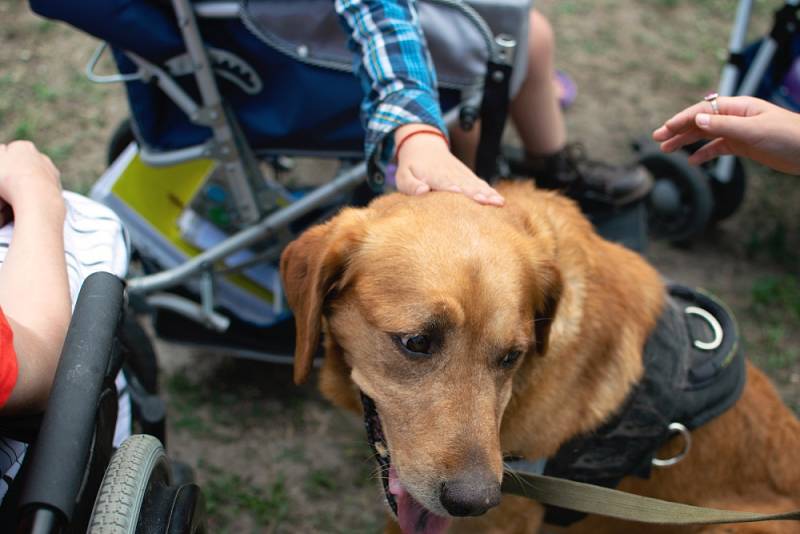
280;209;367;384
507;201;564;356
533;261;562;356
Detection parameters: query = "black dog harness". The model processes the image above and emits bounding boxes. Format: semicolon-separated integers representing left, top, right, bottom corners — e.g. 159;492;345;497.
542;283;745;526
360;284;745;526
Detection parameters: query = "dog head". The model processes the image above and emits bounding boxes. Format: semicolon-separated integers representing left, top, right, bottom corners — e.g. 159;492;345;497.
281;188;563;529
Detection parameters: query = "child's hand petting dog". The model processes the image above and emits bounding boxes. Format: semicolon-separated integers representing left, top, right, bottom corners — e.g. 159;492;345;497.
393;123;505;206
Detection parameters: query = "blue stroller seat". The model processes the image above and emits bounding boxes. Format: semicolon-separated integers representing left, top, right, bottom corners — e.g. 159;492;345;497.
31;0;529;157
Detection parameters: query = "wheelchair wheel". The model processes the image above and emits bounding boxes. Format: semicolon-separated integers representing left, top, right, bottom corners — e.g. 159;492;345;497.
639;150;714;243
88;435;171;534
89;435;207;534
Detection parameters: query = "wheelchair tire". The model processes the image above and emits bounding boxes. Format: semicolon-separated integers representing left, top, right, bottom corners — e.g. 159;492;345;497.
88;435;171;534
638;150;714;243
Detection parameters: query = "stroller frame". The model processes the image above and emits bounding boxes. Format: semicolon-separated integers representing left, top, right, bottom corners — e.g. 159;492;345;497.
714;0;800;182
87;0;524;355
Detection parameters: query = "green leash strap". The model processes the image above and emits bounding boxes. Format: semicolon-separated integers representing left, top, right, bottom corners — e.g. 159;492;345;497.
502;467;800;525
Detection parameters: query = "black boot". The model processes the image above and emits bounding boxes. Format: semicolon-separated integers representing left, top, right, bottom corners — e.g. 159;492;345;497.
504;143;653;210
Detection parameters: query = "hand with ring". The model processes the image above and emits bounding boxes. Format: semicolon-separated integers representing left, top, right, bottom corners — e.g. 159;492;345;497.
652;95;800;175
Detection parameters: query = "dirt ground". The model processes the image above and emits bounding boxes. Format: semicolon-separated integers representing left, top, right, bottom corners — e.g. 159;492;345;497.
3;1;800;532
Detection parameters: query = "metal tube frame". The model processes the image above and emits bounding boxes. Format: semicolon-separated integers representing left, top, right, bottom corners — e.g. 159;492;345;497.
715;0;800;182
90;1;500;337
126;104;461;292
171;0;267;225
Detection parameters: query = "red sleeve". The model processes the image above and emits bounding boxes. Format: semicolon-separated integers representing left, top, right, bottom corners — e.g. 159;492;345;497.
0;307;19;408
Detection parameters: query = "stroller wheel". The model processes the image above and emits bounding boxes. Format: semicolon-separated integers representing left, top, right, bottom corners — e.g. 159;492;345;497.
704;157;747;223
107;118;135;166
638;151;713;243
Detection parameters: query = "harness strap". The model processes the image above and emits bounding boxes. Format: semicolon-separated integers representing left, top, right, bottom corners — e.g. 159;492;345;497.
503;464;800;525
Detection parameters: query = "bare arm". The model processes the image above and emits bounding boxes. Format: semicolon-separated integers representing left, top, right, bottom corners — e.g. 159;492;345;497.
653;96;800;175
0;141;70;413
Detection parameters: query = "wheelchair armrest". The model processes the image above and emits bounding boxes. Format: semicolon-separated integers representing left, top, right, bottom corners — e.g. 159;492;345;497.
17;272;125;527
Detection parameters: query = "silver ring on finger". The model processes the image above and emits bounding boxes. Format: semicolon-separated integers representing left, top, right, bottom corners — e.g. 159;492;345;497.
704;92;720;115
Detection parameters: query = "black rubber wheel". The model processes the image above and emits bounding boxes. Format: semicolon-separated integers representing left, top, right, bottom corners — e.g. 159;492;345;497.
681;141;747;223
703;157;747;223
107;118;136;166
638;150;714;243
88;435;172;534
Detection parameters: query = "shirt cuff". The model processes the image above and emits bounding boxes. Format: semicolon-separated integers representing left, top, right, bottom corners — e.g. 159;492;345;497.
365;89;448;191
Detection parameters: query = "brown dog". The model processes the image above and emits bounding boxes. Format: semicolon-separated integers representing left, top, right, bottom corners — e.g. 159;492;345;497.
280;181;800;533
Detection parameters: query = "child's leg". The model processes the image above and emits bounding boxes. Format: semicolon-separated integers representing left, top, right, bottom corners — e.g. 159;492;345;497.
452;9;652;208
449;9;564;166
510;9;566;157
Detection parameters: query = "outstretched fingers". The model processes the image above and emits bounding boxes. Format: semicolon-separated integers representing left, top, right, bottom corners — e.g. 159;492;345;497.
653;97;754;142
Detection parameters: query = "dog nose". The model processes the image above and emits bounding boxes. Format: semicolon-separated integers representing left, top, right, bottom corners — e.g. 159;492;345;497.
439;469;502;517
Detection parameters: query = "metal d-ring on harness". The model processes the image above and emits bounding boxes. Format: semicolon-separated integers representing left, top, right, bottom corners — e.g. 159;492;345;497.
651;422;691;467
652;303;724;468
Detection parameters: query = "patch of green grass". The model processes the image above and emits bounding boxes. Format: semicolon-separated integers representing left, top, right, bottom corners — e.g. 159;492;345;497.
746;218;798;269
276;447;307;464
0;74;13;91
751;324;800;372
32;82;57;102
553;1;594;16
36;20;55;33
751;275;800;319
167;372;205;402
202;463;290;529
305;469;339;497
67;179;94;197
12;119;35;140
44;142;73;165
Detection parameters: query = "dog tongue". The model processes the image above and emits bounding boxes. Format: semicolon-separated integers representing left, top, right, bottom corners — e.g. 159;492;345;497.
388;467;451;534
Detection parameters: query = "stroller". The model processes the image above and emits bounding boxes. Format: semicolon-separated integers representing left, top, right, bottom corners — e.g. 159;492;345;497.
636;0;800;242
29;0;534;364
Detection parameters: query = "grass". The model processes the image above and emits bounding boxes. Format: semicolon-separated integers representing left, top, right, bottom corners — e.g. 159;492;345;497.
751;275;800;319
746;275;800;375
202;461;290;531
305;469;339;497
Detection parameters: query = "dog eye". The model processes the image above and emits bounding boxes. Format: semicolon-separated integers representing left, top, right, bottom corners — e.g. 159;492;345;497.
499;350;523;369
400;334;432;355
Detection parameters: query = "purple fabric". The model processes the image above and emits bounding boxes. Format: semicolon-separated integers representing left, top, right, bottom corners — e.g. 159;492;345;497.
556;70;577;110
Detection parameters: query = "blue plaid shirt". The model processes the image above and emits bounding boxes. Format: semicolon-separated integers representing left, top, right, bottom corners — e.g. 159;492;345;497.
335;0;448;169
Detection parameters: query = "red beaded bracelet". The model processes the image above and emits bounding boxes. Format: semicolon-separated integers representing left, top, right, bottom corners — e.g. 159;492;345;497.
394;129;449;162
